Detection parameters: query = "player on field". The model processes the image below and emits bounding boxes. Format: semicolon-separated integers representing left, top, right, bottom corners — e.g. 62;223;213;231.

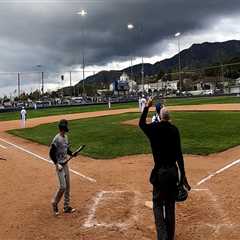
20;107;27;128
152;103;162;123
139;95;147;112
49;119;77;216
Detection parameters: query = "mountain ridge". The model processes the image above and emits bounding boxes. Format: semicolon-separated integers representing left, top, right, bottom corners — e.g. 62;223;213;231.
76;39;240;88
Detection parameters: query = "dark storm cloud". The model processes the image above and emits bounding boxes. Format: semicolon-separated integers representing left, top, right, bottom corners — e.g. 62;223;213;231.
0;0;240;87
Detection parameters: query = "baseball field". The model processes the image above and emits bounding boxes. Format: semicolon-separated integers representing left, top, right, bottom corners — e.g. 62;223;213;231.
0;97;240;240
2;95;240;121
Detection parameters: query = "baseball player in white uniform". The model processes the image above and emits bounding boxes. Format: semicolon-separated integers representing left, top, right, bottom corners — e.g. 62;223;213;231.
140;96;147;113
20;107;27;128
138;97;142;112
108;97;111;109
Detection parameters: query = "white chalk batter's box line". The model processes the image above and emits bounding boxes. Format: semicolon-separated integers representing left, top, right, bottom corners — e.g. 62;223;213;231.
83;190;141;229
83;189;240;236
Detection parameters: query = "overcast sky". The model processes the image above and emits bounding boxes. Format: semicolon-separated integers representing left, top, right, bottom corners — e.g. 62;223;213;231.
1;0;240;97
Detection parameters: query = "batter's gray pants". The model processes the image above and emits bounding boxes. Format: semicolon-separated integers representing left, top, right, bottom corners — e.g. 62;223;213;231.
153;187;176;240
52;164;70;209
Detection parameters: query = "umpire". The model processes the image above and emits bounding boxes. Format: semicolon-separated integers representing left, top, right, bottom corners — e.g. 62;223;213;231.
139;98;190;240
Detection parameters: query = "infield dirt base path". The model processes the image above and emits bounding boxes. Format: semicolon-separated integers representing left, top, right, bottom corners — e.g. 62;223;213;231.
0;103;239;240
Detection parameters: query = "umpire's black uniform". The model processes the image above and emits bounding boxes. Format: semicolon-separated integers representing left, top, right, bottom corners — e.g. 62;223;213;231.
139;106;186;240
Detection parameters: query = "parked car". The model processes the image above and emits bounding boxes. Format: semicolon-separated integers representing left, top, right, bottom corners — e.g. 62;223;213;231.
71;97;84;104
62;99;71;105
213;89;224;95
3;101;12;108
36;101;51;108
202;89;213;96
16;102;25;108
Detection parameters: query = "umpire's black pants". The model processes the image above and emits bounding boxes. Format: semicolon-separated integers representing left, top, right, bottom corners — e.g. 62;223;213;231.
153;186;176;240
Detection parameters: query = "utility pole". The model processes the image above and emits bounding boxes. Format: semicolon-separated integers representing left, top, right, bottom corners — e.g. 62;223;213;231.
175;32;182;92
141;56;144;93
17;72;20;98
41;71;44;94
70;71;72;96
140;25;144;94
130;56;133;93
178;38;181;91
82;54;85;95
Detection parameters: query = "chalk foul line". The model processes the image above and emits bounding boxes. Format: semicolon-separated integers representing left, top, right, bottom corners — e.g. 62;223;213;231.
197;158;240;186
0;143;7;149
0;137;96;183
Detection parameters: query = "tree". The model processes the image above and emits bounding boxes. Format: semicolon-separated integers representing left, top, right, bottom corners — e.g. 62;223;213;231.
156;70;165;80
162;70;172;82
29;90;41;100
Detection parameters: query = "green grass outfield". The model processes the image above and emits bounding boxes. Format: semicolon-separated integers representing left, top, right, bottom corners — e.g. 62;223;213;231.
165;95;240;106
1;96;240;121
8;111;240;159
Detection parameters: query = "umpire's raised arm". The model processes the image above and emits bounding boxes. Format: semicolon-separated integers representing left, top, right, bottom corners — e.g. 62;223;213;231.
139;98;153;137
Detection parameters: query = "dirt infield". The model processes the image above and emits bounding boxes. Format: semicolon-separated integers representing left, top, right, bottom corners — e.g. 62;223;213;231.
0;103;240;240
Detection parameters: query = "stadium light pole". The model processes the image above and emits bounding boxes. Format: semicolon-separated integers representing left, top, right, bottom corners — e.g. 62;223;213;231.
141;27;144;95
175;32;182;92
36;64;44;96
17;72;20;98
127;23;135;93
127;23;144;94
77;9;87;96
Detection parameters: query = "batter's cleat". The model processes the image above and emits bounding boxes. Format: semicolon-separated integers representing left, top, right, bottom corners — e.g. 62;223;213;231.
64;206;76;213
52;203;59;216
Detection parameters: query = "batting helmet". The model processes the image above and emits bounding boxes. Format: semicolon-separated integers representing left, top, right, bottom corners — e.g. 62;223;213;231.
58;119;69;132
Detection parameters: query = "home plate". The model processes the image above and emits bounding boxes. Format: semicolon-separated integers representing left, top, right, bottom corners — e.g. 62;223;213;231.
145;201;153;209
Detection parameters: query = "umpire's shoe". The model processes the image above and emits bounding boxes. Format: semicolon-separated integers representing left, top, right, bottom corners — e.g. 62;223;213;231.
64;206;76;213
52;203;59;216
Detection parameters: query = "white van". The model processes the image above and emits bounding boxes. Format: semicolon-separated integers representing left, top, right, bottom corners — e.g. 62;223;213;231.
71;97;84;104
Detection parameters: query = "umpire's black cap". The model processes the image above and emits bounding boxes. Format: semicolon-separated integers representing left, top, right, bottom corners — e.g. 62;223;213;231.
58;119;69;132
